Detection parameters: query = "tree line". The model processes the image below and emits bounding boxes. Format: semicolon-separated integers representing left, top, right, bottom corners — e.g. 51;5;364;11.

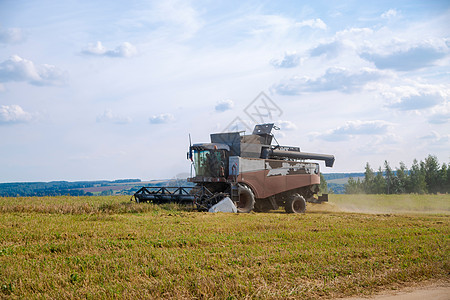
0;179;141;197
345;155;449;194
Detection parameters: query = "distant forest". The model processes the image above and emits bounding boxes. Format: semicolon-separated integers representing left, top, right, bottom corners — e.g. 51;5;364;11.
0;179;142;197
344;155;449;194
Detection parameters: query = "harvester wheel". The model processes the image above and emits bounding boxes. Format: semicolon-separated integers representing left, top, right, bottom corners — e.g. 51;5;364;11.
237;185;255;213
285;194;306;214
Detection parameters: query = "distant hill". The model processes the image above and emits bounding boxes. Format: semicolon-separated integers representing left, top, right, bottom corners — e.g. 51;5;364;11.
322;173;364;194
322;173;364;181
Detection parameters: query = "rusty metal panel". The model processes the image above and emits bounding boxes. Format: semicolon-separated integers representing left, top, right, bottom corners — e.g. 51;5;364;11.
310;174;320;185
238;171;266;199
264;159;318;176
233;158;321;198
234;157;265;173
261;171;286;198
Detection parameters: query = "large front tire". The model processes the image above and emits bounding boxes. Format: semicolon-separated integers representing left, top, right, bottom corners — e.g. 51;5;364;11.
285;194;306;214
237;185;255;213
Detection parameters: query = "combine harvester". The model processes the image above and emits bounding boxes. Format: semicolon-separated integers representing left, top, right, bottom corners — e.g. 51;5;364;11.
133;123;334;213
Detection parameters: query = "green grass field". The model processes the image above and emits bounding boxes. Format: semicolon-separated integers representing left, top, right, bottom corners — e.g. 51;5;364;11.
0;195;448;299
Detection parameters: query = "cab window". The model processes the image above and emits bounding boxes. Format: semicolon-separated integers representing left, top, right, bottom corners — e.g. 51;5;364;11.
193;149;227;177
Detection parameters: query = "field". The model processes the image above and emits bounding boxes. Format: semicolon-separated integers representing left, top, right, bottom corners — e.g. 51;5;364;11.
0;195;448;299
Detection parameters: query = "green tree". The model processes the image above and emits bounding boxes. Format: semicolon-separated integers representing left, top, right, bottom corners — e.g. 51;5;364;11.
363;162;375;193
384;160;394;194
410;159;427;194
345;177;363;194
373;167;386;194
438;163;449;193
319;173;333;194
422;155;440;194
447;164;450;193
395;162;408;193
100;189;114;196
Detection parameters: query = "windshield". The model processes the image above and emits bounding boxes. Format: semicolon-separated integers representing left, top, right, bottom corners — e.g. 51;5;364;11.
193;149;227;177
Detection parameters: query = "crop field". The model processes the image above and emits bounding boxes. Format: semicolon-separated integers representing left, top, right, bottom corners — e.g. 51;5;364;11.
0;195;448;299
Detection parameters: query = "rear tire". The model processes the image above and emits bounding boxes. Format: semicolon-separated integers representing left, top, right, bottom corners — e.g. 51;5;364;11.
237;185;255;213
285;194;306;214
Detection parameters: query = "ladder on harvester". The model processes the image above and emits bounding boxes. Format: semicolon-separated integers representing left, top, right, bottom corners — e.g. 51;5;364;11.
230;183;239;204
229;162;240;205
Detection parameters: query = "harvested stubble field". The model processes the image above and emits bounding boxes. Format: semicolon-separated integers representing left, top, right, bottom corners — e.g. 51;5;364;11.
0;194;448;299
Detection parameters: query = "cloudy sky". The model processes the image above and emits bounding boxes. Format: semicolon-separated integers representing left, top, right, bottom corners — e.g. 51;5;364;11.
1;0;449;182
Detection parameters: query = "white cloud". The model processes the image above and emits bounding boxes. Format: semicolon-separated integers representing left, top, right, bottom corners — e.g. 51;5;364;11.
271;52;302;68
0;105;33;124
310;120;393;142
36;64;68;86
360;43;448;71
215;99;234;112
355;133;401;155
295;18;327;30
335;27;374;40
245;14;296;37
149;113;174;124
243;15;327;40
0;55;67;86
419;131;449;145
382;83;449;111
277;120;297;131
300;28;448;75
108;42;138;57
305;27;372;59
96;109;132;124
152;0;203;38
82;41;137;58
309;41;344;58
428;104;450;124
83;41;106;55
121;0;203;40
388;92;445;111
0;56;40;83
428;112;450;124
0;27;24;44
381;9;398;19
273;67;385;95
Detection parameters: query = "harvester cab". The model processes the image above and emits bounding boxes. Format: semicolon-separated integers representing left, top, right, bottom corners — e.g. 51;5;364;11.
190;143;229;179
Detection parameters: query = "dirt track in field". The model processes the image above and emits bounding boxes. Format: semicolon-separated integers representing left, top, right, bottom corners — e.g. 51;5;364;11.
338;281;449;300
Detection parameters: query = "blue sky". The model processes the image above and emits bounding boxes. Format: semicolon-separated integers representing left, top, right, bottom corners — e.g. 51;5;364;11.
0;0;449;182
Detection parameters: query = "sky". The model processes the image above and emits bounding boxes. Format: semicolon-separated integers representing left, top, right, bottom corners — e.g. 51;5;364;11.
0;0;449;182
